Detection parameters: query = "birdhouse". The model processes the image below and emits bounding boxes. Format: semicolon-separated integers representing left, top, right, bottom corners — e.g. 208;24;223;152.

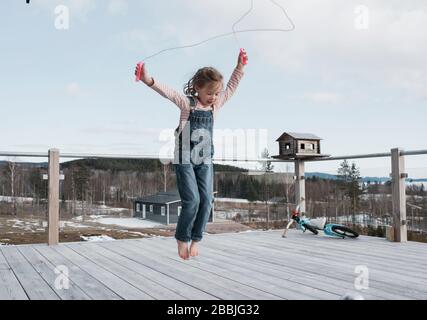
273;132;330;160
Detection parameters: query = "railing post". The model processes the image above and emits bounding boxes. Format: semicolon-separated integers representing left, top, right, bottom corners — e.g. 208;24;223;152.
295;160;306;214
48;148;60;246
391;148;407;242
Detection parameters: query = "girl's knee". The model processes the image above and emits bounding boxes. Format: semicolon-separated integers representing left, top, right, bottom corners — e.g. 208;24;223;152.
182;194;200;209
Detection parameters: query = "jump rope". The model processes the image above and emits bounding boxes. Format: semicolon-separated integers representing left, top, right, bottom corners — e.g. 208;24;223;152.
135;0;295;81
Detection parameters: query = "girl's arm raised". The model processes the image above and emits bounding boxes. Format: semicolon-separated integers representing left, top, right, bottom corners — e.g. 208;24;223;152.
216;50;247;109
135;63;189;111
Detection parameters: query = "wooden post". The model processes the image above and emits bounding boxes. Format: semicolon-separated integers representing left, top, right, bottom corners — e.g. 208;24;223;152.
294;160;306;214
391;148;407;242
48;149;60;246
166;204;170;225
211;196;215;223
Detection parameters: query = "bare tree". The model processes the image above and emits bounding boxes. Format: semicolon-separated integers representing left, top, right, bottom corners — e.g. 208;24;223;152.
162;163;172;192
5;157;19;215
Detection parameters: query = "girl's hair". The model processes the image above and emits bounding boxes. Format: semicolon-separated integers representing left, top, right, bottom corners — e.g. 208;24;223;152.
184;67;223;97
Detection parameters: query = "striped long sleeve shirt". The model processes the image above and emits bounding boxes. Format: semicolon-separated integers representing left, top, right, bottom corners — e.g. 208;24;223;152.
148;67;244;132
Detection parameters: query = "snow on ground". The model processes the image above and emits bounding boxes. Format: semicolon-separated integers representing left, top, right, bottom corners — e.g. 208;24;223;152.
1;215;164;233
215;209;247;220
407;181;427;188
215;197;281;204
80;235;115;242
6;219;44;232
0;196;34;203
90;216;164;229
4;218;92;231
216;197;264;204
61;221;91;229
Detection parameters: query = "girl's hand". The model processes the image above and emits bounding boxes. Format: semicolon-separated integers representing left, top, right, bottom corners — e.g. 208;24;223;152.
237;49;248;70
135;63;154;86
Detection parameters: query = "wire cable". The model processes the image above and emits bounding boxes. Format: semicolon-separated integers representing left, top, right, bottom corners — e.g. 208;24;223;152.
140;0;295;61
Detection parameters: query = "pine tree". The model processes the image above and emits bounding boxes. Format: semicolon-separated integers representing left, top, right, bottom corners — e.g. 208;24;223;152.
337;160;361;224
261;148;274;173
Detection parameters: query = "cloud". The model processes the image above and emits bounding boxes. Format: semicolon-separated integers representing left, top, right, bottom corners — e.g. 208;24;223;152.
114;24;184;55
303;92;342;104
35;0;97;21
66;82;83;96
179;0;427;98
81;126;168;137
107;0;128;16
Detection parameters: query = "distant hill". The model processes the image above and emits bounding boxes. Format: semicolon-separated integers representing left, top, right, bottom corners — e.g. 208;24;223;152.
0;160;47;168
58;158;247;173
2;160;425;181
305;172;427;183
305;172;338;180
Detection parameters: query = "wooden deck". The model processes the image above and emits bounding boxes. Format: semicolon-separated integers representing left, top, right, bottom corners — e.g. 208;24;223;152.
1;230;427;300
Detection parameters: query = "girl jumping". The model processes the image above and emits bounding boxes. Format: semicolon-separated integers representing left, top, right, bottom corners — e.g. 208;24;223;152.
135;50;248;260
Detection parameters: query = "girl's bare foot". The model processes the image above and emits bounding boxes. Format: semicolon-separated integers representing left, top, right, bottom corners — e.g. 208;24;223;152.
190;241;199;257
177;240;189;260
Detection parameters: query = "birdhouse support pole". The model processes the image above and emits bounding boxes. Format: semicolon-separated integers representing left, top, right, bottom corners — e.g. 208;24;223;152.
294;160;306;214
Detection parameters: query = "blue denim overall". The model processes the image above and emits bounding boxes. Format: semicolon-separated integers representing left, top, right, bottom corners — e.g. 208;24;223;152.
174;96;214;242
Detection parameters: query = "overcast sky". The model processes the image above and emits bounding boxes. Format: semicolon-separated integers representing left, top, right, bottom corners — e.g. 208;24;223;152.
1;0;426;177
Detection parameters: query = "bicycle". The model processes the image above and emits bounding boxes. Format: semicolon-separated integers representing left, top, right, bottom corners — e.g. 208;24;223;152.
282;206;359;239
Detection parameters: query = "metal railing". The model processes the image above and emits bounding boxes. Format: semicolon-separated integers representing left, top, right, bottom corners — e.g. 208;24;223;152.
1;147;427;244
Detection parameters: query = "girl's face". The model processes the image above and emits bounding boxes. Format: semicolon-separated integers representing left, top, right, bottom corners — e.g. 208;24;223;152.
196;82;223;106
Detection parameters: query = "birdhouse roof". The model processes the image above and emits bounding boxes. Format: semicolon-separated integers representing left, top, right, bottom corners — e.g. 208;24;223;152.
276;132;322;141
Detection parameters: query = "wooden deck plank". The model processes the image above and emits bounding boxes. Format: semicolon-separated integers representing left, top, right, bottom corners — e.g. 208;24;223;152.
211;232;427;287
0;248;28;300
1;230;427;300
17;246;91;300
73;242;217;300
226;230;427;263
32;245;121;300
66;242;188;300
0;246;59;300
255;231;427;267
137;237;341;300
51;245;154;300
101;240;275;300
206;231;427;299
201;234;413;300
146;237;385;300
231;231;427;290
239;232;427;279
210;231;427;273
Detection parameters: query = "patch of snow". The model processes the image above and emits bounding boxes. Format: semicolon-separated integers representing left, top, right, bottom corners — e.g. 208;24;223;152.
0;195;34;203
215;209;248;220
80;235;115;242
59;221;90;229
92;217;163;229
215;197;265;204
